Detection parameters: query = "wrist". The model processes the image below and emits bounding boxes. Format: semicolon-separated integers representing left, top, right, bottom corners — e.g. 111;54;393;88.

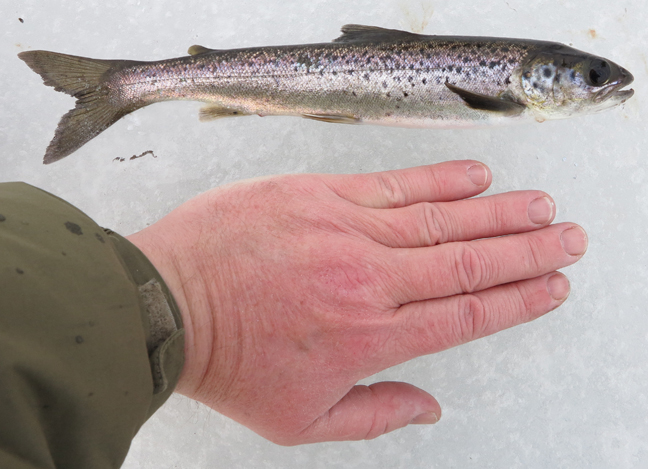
126;225;210;399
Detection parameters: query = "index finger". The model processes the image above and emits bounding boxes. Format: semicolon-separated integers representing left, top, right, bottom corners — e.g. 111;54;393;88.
324;160;492;209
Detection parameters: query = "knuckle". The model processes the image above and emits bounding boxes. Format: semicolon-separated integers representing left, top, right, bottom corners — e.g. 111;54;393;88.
455;293;489;341
523;236;545;271
454;244;491;293
510;282;536;322
420;203;448;245
376;173;408;208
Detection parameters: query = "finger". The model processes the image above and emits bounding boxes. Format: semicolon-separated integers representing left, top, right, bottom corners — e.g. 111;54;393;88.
357;191;555;248
389;223;587;304
389;272;570;362
325;160;491;208
297;382;441;444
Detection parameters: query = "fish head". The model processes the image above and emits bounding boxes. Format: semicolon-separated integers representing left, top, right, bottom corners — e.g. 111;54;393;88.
517;47;634;121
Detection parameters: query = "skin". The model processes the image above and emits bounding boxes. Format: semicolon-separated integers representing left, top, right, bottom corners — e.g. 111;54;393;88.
126;160;587;445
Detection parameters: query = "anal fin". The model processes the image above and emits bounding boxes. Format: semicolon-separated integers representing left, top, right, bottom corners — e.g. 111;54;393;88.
302;113;360;124
199;105;250;121
445;82;526;117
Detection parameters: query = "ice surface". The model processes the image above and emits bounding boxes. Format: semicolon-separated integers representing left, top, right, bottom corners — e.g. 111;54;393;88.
1;0;647;467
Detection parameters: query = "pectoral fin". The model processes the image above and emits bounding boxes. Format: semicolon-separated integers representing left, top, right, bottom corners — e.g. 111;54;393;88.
445;82;526;117
302;113;360;124
199;105;250;121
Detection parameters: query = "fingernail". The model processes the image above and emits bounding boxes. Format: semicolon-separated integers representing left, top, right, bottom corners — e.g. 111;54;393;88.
467;164;488;186
560;226;588;256
528;197;555;225
411;412;439;425
547;273;570;301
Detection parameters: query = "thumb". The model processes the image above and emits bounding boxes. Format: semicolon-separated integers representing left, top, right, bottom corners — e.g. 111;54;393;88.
300;382;441;443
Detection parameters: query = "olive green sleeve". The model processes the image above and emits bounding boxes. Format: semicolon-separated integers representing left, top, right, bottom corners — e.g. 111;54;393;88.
0;182;185;469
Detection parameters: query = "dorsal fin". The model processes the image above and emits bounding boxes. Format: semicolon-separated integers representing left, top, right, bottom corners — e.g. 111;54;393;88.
333;24;422;43
188;45;219;56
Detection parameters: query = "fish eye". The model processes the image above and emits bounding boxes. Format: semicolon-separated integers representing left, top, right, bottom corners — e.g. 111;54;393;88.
587;59;611;86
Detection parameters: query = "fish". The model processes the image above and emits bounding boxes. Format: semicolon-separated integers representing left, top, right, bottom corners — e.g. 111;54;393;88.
18;24;634;164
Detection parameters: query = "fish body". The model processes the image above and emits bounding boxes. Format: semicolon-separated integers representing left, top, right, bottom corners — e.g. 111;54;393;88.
18;25;634;163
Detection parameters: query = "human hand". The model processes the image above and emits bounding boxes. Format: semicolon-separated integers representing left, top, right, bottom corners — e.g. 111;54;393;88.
127;160;587;445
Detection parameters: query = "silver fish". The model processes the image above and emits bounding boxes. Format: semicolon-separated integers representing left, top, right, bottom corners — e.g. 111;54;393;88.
19;24;634;164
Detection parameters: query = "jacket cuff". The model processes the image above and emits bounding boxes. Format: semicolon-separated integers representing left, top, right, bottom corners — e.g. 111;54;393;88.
0;182;184;468
103;229;185;417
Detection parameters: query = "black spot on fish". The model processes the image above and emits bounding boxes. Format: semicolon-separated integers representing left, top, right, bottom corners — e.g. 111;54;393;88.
543;67;552;78
385;112;392;117
298;54;313;68
456;66;463;73
0;214;5;222
394;76;402;83
382;81;388;88
489;61;498;69
426;53;432;59
447;65;454;72
505;76;511;85
508;58;517;65
332;71;338;76
463;57;471;63
95;233;105;243
451;44;459;50
408;64;415;70
475;43;484;49
363;72;370;81
479;60;487;67
570;70;576;80
16;268;24;275
395;105;401;109
76;335;84;344
352;91;357;97
403;91;409;97
422;78;427;85
408;76;414;82
61;251;67;256
524;71;532;79
501;47;510;53
65;222;83;236
533;82;542;90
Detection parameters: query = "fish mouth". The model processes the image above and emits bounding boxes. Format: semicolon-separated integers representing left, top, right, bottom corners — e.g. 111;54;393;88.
611;88;634;102
597;66;634;104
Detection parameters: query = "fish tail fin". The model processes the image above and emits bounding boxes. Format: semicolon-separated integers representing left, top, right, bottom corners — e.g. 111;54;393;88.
18;50;142;164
